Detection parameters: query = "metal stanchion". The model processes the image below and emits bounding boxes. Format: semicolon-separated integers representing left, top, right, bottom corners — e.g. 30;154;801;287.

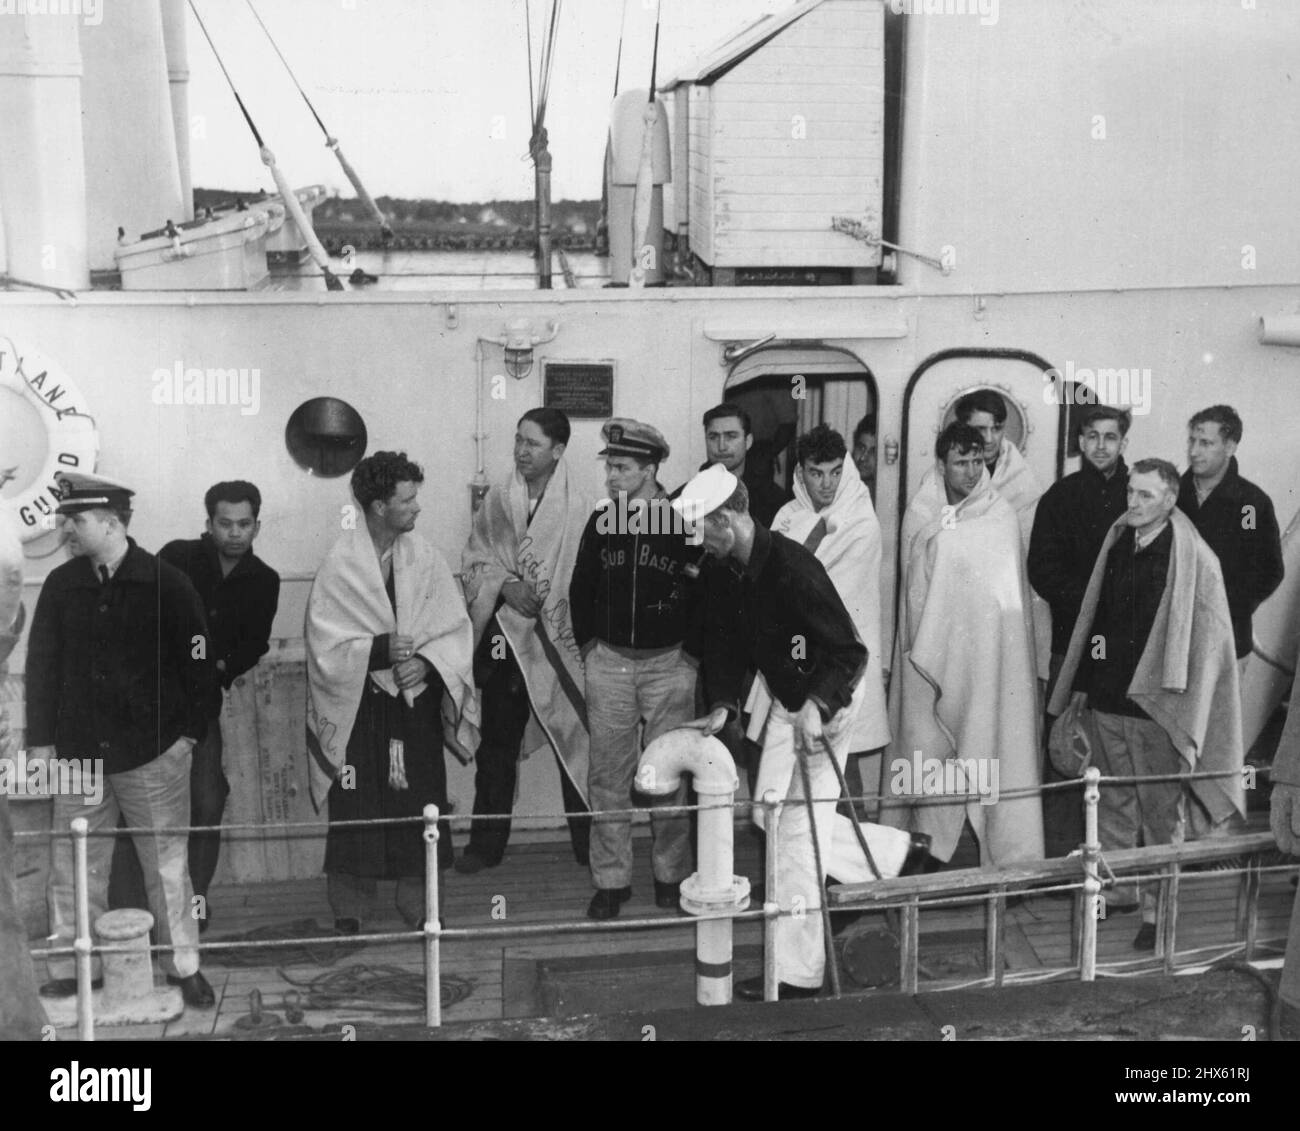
72;817;95;1041
423;804;441;1028
762;790;781;1002
1080;767;1101;982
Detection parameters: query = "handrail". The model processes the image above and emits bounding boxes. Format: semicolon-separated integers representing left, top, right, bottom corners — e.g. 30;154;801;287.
28;761;1297;1035
829;832;1282;905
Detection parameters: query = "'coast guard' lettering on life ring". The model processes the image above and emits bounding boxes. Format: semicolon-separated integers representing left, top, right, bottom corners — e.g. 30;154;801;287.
0;336;98;541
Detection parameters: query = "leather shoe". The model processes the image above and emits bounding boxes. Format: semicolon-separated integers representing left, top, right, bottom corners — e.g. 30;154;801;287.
40;977;102;998
586;887;632;920
898;832;938;877
734;975;820;1002
166;971;216;1008
654;879;682;910
454;851;498;875
1133;923;1157;952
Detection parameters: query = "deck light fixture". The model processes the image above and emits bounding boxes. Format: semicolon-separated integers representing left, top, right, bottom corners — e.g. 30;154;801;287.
495;318;559;379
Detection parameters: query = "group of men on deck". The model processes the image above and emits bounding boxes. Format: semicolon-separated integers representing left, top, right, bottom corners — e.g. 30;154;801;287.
3;388;1299;1031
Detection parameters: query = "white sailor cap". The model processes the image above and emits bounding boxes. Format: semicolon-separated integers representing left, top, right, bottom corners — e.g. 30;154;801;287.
670;464;738;525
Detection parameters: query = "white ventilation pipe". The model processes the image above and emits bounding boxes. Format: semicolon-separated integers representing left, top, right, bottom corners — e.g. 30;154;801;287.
79;0;185;270
637;728;749;1006
160;0;194;220
0;10;89;289
1259;315;1300;347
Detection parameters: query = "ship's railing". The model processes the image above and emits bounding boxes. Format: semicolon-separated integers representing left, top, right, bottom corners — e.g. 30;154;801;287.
18;763;1299;1039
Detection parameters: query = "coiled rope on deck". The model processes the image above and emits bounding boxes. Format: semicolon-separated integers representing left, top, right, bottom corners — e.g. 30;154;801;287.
279;964;474;1015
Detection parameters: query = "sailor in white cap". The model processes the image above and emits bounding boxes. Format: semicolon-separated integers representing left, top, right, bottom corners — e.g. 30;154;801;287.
25;471;218;1007
674;464;932;1000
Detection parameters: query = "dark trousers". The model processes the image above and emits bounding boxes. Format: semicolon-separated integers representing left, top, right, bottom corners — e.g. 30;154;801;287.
467;639;590;865
1042;652;1085;857
188;722;228;899
109;719;227;912
325;676;454;881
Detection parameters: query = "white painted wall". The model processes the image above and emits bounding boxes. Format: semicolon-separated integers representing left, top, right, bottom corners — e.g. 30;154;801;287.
695;0;884;268
896;0;1300;293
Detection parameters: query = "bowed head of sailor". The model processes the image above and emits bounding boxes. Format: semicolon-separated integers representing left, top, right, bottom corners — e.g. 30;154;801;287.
672;464;747;559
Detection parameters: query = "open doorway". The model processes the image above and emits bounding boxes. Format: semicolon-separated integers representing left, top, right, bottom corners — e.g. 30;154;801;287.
724;347;878;501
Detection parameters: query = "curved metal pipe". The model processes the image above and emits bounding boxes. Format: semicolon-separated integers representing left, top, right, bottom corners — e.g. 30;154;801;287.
635;728;737;797
637;728;744;1006
721;334;777;366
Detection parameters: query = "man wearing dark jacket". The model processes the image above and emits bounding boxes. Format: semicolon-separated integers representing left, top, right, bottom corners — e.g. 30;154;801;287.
699;402;790;528
676;464;927;1001
26;473;216;1007
1178;405;1283;840
1029;406;1132;679
1177;405;1284;662
112;482;279;925
1029;406;1130;855
568;419;696;920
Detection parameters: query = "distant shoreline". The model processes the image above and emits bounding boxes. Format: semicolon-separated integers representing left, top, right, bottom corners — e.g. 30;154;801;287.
192;189;602;253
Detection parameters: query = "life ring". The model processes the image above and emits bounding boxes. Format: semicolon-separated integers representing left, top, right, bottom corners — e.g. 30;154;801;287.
0;335;98;542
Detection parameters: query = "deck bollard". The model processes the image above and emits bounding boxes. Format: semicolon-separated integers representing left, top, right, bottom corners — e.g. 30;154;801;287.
52;823;183;1035
95;910;155;1008
1080;766;1101;982
637;729;748;1006
423;804;441;1028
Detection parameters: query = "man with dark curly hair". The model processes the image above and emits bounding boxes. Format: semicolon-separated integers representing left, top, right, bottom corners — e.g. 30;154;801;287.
305;451;477;931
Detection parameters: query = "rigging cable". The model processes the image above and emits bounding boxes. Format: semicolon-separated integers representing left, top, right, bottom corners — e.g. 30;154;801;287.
245;0;393;240
188;0;343;291
612;0;628;98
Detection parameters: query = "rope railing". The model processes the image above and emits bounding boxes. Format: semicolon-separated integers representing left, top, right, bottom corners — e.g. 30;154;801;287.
11;762;1275;840
25;760;1298;1038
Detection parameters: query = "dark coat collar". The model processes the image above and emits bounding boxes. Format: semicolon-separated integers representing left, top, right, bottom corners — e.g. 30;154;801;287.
1180;456;1243;502
197;531;270;580
68;538;154;587
743;521;773;580
1083;455;1128;486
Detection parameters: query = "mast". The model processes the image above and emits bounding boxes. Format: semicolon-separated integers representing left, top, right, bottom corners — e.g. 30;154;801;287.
527;0;563;289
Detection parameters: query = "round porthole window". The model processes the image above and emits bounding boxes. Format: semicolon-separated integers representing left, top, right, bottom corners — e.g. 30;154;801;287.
939;387;1029;451
285;397;367;477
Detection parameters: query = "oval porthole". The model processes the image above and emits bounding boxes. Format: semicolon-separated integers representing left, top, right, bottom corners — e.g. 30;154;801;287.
939;386;1030;451
285;397;367;478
